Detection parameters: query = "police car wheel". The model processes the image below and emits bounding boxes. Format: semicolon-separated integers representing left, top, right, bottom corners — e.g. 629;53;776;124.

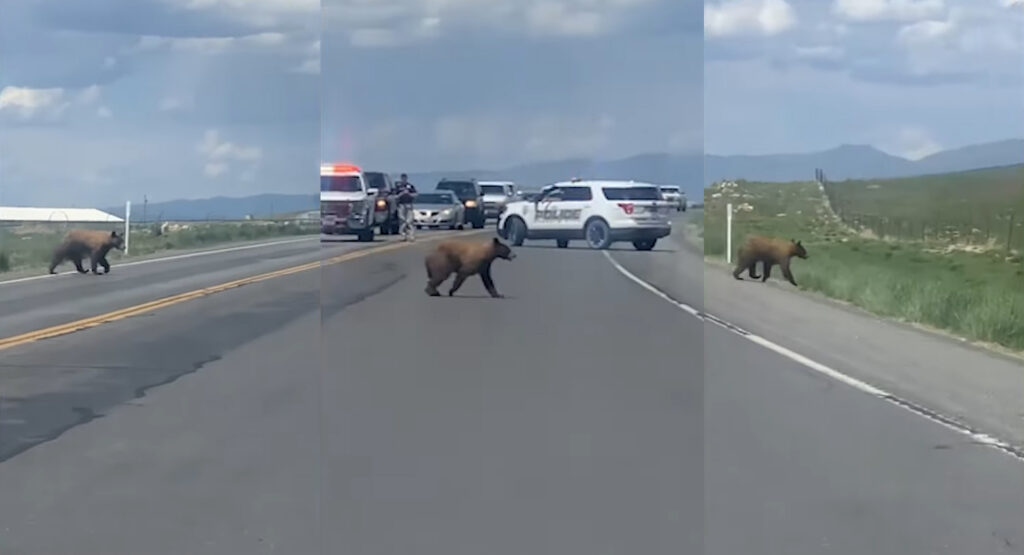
556;239;569;249
584;219;612;250
632;239;657;251
504;217;526;246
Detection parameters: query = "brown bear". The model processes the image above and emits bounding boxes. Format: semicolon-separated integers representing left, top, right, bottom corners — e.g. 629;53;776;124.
49;229;126;275
731;235;808;286
424;237;516;298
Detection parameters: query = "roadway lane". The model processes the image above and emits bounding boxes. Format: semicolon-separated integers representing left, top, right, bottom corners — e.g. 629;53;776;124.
704;320;1024;554
0;236;334;338
0;269;323;554
320;235;701;554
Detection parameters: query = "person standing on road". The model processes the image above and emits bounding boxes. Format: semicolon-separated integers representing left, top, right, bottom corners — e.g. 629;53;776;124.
395;173;418;242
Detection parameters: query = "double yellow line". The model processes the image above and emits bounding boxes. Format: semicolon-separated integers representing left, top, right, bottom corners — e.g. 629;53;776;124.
0;236;450;352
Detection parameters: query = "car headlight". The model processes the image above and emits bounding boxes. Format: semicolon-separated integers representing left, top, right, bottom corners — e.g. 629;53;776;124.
441;209;451;216
465;200;477;208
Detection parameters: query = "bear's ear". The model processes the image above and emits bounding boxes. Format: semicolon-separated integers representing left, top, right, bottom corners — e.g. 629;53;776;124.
493;237;501;245
111;230;119;237
797;240;802;246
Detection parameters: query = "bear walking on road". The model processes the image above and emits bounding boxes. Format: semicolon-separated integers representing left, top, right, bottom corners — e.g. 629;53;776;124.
49;229;126;275
732;236;808;287
425;237;516;298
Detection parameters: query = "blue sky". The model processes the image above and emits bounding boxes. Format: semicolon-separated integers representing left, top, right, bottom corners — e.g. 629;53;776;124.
1;0;1020;205
705;0;1024;156
0;0;318;205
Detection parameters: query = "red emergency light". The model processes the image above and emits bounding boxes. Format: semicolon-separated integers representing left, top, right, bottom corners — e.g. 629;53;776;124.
326;162;361;174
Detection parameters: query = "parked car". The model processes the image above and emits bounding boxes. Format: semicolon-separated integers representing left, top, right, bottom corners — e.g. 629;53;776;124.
659;185;686;212
363;171;401;235
478;181;517;220
413;191;466;230
436;178;486;229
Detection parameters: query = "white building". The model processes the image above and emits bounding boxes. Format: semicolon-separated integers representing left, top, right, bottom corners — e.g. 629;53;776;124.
0;206;123;223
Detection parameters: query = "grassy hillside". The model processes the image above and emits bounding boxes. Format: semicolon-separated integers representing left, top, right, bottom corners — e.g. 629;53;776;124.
703;179;1024;352
824;164;1024;249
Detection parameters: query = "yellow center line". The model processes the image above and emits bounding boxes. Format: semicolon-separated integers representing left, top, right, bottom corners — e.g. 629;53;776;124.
0;232;483;352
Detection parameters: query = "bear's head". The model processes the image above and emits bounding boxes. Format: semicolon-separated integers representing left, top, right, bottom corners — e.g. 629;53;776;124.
790;239;807;259
107;230;126;251
492;237;516;260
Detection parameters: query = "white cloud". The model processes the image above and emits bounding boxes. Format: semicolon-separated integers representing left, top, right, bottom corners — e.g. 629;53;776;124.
705;0;797;38
76;85;102;105
833;0;945;23
198;129;262;161
328;0;659;46
164;0;318;27
0;86;70;120
896;6;1022;75
526;3;605;37
881;126;943;159
97;106;113;118
197;129;262;179
103;56;118;69
204;162;229;177
159;97;185;111
134;32;291;54
291;39;320;73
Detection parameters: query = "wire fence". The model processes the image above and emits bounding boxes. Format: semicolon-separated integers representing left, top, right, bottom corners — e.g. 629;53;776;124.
816;168;1024;254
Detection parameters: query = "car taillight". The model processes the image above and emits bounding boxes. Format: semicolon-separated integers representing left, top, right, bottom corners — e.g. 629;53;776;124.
617;203;635;215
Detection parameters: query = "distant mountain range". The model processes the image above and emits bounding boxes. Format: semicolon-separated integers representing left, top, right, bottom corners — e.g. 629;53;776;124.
105;139;1022;221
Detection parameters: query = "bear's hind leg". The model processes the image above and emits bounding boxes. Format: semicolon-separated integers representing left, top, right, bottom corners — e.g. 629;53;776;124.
448;273;468;296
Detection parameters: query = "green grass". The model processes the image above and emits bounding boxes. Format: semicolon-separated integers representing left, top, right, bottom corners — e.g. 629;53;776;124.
704;179;1024;352
0;220;317;274
825;164;1024;248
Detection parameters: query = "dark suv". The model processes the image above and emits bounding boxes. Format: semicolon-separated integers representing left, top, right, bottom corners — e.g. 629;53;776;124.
363;171;400;235
436;179;485;229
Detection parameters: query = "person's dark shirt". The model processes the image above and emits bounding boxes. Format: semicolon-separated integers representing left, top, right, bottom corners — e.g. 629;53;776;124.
396;181;417;205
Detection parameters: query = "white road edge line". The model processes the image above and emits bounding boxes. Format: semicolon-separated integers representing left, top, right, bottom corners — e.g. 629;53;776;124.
0;237;316;287
601;250;1024;464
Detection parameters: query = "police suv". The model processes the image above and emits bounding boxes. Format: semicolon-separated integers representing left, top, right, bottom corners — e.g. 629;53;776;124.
497;179;673;250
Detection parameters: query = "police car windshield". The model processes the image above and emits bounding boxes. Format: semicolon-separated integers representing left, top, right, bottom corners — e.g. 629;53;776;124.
603;187;662;201
480;185;506;195
437;182;476;199
321;175;362;192
417;193;454;204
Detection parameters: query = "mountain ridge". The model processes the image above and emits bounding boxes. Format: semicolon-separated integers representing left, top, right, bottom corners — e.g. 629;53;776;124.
104;138;1022;220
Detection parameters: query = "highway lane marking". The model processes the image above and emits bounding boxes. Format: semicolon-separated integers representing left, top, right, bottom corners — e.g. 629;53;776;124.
602;250;1024;464
0;230;485;352
0;236;317;287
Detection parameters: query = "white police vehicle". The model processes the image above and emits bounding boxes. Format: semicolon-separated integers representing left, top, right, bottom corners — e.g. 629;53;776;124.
497;179;673;250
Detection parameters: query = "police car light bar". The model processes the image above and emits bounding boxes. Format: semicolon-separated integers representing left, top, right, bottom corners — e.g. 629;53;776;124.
322;163;361;173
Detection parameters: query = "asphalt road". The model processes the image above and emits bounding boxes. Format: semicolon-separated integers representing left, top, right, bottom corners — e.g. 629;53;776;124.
0;216;1022;554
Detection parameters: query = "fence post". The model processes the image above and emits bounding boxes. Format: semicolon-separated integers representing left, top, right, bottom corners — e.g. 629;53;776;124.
726;202;733;264
124;200;131;256
1007;213;1015;254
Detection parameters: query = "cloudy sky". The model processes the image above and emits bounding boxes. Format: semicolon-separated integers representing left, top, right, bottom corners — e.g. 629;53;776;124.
322;0;703;172
0;0;318;206
705;0;1024;157
2;1;1020;206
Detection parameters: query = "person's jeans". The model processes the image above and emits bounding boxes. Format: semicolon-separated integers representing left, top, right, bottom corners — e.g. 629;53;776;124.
399;204;415;241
